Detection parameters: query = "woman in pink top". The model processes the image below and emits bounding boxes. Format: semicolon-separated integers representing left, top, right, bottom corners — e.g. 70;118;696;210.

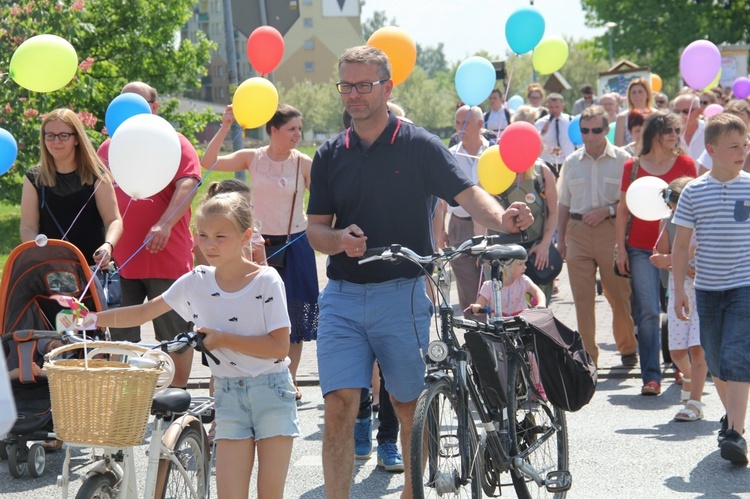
202;104;318;400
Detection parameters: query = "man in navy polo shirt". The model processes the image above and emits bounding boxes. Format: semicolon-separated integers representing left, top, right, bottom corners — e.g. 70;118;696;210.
307;45;532;499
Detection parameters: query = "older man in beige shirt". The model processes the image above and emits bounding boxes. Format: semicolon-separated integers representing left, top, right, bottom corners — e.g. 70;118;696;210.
557;105;637;367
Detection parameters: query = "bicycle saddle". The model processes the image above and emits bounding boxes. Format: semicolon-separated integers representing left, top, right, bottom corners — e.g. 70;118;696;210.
480;244;528;263
151;388;191;415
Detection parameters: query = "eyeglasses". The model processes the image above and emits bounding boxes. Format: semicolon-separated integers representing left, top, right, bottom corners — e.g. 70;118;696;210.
655;100;667;105
675;108;691;115
663;127;681;135
700;100;711;106
43;132;76;142
336;79;388;94
580;127;605;135
529;94;542;100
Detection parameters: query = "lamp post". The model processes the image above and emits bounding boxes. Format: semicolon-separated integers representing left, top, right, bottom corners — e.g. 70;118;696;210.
605;22;617;68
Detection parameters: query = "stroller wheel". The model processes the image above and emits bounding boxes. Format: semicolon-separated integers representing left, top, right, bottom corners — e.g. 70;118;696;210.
27;443;46;478
7;443;27;478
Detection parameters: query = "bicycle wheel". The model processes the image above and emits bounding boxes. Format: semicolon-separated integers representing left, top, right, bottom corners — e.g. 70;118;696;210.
159;427;209;499
75;471;118;499
411;378;481;499
507;355;569;499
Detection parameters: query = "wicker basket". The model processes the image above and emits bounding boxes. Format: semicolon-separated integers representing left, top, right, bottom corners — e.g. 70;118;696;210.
45;341;165;448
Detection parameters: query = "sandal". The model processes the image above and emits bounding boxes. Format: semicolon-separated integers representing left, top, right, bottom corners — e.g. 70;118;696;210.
680;377;692;403
674;400;705;422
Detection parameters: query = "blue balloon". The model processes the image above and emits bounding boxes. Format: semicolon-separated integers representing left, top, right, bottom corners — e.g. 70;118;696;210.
505;7;545;55
568;114;583;146
105;93;152;137
455;57;496;106
508;95;524;111
0;128;18;175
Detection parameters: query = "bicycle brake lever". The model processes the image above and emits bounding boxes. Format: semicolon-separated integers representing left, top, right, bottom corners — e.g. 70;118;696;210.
195;332;221;365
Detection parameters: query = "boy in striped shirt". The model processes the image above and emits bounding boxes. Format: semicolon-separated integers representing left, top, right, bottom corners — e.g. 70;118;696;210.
673;113;750;466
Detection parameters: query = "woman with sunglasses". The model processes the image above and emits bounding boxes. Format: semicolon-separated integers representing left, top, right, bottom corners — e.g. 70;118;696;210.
615;78;656;147
20;108;122;266
615;111;697;396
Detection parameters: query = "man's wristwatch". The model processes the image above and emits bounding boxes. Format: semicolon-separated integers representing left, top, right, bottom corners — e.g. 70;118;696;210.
608;205;616;218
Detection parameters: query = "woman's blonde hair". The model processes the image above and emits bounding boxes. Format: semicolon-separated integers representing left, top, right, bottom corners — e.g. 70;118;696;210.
626;78;654;111
36;108;108;187
195;192;255;236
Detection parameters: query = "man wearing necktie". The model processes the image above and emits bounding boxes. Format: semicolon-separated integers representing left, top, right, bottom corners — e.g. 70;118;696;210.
535;93;576;177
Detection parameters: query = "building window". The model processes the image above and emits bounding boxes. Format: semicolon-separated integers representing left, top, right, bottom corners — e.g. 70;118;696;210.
303;17;313;28
220;88;225;99
218;66;223;77
304;39;314;50
305;62;315;72
302;0;312;4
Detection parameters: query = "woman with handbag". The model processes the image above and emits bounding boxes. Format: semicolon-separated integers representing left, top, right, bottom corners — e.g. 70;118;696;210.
615;111;697;396
20;108;122;267
201;104;318;400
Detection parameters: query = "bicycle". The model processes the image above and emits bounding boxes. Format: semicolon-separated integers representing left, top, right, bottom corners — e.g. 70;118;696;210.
360;235;572;498
52;331;218;499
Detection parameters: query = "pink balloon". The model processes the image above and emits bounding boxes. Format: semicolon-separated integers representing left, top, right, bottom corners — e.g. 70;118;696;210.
703;103;724;118
733;77;750;100
499;122;542;173
680;40;721;91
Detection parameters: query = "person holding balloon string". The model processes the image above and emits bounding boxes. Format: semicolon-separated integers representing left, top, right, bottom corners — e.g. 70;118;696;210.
97;81;202;390
616;110;697;396
615;78;656;147
697;100;750;175
20;108;122;267
201;103;319;402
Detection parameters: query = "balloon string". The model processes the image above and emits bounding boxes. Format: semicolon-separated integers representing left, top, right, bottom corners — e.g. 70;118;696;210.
61;179;102;241
503;56;518;104
680;100;695;144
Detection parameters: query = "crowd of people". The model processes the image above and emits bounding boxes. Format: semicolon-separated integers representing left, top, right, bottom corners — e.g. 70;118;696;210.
17;43;750;497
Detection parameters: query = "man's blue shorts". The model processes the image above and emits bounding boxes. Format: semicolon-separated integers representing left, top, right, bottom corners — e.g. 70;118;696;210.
316;277;434;403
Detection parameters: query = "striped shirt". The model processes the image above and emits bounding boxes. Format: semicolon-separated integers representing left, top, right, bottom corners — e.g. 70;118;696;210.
673;172;750;290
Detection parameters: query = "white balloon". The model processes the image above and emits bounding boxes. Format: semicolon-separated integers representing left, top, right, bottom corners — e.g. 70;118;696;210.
625;176;672;221
109;114;181;199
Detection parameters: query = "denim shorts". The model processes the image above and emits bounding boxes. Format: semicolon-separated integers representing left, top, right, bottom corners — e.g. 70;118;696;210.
317;278;433;403
213;370;300;441
696;287;750;382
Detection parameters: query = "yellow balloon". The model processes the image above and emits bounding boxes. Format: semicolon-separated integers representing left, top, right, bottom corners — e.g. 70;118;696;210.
477;146;515;195
531;36;569;75
651;74;663;93
10;34;78;93
232;77;279;129
702;68;721;92
367;27;417;86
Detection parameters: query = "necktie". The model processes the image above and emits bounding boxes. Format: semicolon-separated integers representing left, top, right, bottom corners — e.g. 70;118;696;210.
555;118;561;147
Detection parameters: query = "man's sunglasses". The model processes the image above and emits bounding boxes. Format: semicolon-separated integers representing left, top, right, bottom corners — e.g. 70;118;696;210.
580;127;605;135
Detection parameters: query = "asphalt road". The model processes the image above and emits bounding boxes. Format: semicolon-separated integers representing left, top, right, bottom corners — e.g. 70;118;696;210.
2;380;749;498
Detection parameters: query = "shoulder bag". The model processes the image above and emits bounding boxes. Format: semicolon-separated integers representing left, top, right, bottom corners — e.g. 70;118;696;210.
265;155;301;269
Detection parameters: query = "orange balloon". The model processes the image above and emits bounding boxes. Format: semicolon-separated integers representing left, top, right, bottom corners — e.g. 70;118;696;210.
651;73;662;93
366;27;416;86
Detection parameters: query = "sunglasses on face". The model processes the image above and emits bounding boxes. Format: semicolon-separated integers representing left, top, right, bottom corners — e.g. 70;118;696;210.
675;108;691;115
655;100;667;105
700;100;712;106
663;127;681;135
580;127;605;135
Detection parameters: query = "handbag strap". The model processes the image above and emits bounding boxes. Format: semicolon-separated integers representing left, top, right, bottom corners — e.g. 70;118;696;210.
285;155;301;243
41;186;67;240
624;157;640;244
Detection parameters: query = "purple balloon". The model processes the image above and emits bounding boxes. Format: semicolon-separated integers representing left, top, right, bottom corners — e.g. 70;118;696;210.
680;40;721;91
703;103;724;118
733;77;750;100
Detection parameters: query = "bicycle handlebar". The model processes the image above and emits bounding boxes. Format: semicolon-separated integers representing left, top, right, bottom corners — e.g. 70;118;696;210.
358;231;529;266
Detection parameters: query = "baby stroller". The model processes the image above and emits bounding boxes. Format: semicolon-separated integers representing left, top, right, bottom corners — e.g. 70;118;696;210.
0;239;107;478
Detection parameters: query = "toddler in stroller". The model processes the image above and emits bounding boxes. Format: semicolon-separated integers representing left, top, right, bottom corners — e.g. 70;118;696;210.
1;239;107;478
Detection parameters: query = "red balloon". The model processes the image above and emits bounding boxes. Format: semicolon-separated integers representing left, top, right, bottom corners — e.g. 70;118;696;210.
499;122;542;173
246;26;284;75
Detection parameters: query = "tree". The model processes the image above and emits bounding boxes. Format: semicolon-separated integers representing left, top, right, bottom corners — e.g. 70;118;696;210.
0;0;215;204
361;10;396;41
581;0;750;85
392;67;456;132
278;76;343;137
416;43;448;78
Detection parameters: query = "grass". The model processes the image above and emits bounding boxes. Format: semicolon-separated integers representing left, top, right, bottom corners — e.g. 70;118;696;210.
0;144;320;276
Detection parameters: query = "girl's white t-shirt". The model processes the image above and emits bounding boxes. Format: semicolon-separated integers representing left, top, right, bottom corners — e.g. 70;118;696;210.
163;265;291;378
478;275;534;316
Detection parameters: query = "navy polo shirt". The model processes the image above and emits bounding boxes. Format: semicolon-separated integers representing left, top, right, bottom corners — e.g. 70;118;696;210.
309;112;474;284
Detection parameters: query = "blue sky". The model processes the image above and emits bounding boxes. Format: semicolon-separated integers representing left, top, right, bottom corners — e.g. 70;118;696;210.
360;0;605;63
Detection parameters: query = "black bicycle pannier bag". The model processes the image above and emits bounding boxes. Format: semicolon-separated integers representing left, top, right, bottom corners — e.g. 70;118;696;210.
464;331;508;410
520;309;597;412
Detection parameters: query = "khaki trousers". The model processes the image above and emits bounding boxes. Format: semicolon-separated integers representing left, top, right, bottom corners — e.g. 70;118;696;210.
448;215;482;321
565;218;637;366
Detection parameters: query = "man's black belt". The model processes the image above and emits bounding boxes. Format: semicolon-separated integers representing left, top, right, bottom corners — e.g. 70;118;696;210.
570;212;615;221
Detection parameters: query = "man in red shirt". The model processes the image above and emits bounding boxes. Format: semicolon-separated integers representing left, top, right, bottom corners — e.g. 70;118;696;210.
98;81;201;388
